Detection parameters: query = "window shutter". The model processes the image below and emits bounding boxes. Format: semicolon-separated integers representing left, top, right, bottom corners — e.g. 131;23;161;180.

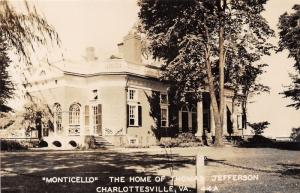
138;105;142;127
127;104;129;127
85;105;89;126
242;113;246;129
97;104;102;133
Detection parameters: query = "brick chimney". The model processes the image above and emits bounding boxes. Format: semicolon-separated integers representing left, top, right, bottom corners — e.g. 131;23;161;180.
118;31;142;64
85;47;98;62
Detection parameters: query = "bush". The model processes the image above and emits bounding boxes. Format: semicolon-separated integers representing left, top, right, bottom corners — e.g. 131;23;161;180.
239;135;275;148
82;136;96;149
160;133;203;147
290;127;300;141
248;121;270;135
1;140;28;151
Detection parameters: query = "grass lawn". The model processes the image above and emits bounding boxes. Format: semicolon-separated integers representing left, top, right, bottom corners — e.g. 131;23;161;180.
1;147;300;193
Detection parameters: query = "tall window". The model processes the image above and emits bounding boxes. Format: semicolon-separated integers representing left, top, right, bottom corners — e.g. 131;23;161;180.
129;105;136;126
69;103;80;135
161;107;168;127
92;104;102;135
53;103;62;133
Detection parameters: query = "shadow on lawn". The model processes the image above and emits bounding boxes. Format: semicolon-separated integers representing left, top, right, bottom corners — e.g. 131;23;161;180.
207;159;300;179
276;163;300;179
1;151;196;193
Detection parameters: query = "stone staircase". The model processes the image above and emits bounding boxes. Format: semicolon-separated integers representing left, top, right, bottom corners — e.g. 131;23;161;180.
94;136;114;148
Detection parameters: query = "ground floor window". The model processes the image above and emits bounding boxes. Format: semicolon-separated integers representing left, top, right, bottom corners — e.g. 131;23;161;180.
179;105;197;133
69;103;80;135
53;103;62;133
129;105;137;126
127;104;142;127
161;107;168;127
92;104;102;135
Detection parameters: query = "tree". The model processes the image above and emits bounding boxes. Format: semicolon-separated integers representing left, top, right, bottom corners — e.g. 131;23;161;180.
0;0;60;110
278;4;300;110
0;37;13;112
138;0;274;146
248;121;270;135
290;126;300;141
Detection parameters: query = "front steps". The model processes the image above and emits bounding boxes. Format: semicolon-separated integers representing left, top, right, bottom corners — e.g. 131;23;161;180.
94;136;114;148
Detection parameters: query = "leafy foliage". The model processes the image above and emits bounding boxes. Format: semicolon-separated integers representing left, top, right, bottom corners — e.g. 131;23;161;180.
0;0;60;63
0;38;13;112
138;0;274;145
138;0;273;98
290;126;300;141
159;133;202;147
278;5;300;109
21;100;53;132
0;0;60;111
248;121;270;135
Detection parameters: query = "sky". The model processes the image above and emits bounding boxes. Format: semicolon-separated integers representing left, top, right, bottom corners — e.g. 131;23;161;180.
9;0;300;137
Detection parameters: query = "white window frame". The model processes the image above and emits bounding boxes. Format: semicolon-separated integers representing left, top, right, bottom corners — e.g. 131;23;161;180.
69;104;80;125
128;104;139;126
161;106;169;128
160;93;168;104
128;88;137;101
53;103;62;133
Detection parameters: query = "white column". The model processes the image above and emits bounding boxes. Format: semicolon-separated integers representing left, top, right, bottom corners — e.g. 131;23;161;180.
223;103;228;136
210;105;215;136
232;100;238;135
195;101;203;137
178;111;182;133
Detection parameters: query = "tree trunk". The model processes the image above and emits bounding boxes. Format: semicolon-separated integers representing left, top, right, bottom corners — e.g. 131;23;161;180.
205;48;223;146
219;25;225;137
215;0;226;146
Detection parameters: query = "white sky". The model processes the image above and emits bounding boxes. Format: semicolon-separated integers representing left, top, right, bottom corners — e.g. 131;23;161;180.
9;0;300;137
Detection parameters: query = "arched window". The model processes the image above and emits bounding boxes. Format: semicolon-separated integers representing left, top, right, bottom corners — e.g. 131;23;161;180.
69;103;80;125
181;105;189;112
179;104;197;133
53;103;62;133
69;103;81;135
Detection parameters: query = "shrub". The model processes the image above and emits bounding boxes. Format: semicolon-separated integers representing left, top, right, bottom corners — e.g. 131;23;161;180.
248;121;270;135
239;135;275;148
83;136;96;149
160;133;203;147
290;127;300;142
0;140;28;151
